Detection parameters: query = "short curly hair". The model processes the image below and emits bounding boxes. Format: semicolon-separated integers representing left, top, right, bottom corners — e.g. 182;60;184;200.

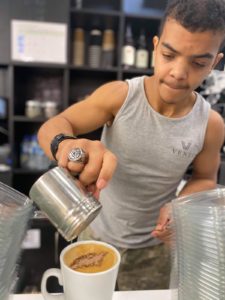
159;0;225;48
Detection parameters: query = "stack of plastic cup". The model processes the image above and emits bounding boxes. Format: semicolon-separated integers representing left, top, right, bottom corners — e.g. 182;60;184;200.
170;188;225;300
0;182;33;300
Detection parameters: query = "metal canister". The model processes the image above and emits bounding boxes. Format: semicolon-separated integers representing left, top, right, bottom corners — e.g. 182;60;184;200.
29;166;102;241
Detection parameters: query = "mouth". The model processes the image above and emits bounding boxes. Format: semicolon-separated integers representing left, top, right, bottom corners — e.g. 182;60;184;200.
162;81;188;90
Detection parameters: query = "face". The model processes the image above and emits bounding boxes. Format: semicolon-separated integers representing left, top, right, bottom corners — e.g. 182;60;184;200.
153;18;224;105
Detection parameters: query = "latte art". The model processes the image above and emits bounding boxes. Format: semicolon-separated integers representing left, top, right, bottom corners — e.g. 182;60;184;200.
64;243;117;273
70;251;107;270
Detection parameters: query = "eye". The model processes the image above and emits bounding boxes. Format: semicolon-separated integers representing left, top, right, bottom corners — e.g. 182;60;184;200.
193;61;206;68
162;53;174;60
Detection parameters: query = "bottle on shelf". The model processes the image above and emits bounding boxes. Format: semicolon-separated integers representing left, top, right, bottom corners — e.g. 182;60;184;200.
135;29;149;69
88;29;102;68
0;97;7;119
72;28;85;67
20;134;51;170
20;134;30;169
74;0;83;9
101;29;115;68
29;135;39;170
122;24;136;69
150;50;155;68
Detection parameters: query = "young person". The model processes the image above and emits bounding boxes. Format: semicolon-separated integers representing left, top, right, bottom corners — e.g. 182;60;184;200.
38;0;225;290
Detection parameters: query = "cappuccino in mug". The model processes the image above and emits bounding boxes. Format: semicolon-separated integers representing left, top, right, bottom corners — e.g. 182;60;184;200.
41;240;121;300
64;242;118;273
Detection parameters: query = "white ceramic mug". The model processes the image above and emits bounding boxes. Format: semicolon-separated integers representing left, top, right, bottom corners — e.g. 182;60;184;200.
41;240;121;300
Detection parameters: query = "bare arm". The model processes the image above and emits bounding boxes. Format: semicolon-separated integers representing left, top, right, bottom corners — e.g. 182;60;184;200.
152;109;225;242
179;109;225;195
38;80;128;191
38;81;128;156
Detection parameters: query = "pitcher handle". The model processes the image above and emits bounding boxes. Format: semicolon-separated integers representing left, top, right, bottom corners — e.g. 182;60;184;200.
41;268;65;300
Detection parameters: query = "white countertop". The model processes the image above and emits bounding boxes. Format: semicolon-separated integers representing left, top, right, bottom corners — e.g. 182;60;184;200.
10;290;172;300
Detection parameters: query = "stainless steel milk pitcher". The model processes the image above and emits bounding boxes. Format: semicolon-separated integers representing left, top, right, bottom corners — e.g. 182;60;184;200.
29;166;102;241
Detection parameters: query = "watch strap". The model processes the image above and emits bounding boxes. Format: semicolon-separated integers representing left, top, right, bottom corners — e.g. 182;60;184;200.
50;133;77;161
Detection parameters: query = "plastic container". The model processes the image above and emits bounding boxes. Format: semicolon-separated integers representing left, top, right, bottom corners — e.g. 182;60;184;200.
0;182;33;300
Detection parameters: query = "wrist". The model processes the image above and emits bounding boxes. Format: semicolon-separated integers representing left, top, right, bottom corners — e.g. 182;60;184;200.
50;133;77;161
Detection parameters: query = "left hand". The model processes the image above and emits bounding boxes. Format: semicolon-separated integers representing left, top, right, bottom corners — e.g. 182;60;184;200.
151;203;173;244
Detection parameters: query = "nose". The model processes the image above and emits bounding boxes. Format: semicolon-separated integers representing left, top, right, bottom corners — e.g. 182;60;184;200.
169;59;188;81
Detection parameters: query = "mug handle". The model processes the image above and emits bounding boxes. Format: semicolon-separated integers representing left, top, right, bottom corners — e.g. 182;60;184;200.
41;268;65;300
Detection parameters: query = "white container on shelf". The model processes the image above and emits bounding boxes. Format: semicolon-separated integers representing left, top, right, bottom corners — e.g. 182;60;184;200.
43;101;59;118
25;100;42;118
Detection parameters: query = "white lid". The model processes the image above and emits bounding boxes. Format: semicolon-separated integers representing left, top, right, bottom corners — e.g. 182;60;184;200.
26;100;41;107
0;164;11;171
43;101;58;108
90;29;102;35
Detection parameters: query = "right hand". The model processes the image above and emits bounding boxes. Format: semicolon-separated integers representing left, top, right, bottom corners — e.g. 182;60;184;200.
56;138;117;198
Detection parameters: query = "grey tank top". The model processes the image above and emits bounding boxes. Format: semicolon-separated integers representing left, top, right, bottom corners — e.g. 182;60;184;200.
91;76;210;249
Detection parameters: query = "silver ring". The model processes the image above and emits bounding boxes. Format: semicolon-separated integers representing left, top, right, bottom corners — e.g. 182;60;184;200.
68;148;87;163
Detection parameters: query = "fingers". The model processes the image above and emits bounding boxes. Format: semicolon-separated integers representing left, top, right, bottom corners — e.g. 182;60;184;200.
155;203;172;230
151;213;173;245
79;143;117;189
57;140;85;174
79;141;106;186
96;150;117;189
151;226;173;244
55;138;117;189
152;204;172;243
87;184;101;199
151;227;171;238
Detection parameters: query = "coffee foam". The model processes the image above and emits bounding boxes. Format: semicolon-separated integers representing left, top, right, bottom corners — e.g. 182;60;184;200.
64;243;117;273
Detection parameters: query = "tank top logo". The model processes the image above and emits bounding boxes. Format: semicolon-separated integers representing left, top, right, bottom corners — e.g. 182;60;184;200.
181;141;191;151
172;141;195;158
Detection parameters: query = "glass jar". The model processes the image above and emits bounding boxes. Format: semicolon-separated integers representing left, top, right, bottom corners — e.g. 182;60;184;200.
25;100;42;118
43;101;59;118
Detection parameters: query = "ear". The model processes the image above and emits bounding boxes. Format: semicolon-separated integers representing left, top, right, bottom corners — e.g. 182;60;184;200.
153;36;159;50
212;52;224;69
